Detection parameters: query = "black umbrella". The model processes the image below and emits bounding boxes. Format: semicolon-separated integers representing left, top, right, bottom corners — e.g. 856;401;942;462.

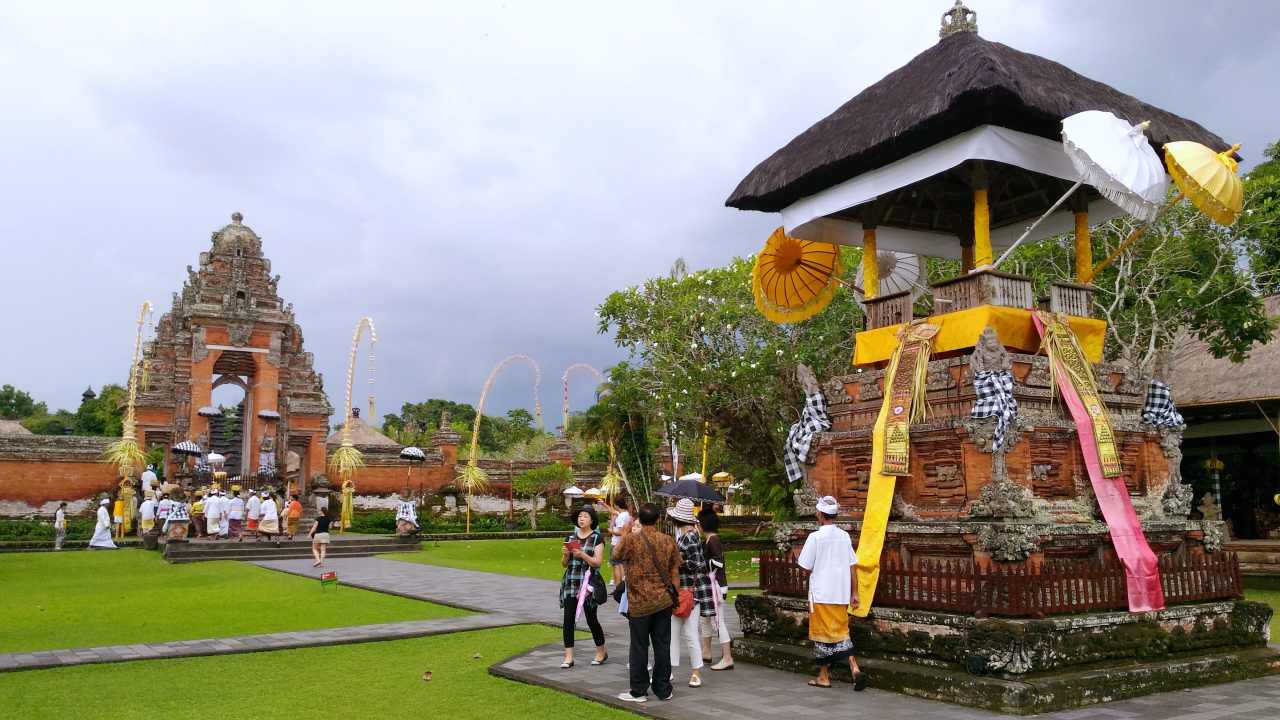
655;478;725;503
172;440;203;456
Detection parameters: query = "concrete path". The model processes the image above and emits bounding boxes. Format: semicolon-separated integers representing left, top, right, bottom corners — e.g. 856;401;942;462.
253;556;742;638
494;643;1280;720
0;614;512;673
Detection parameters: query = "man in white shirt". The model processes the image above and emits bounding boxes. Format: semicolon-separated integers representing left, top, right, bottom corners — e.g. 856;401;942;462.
227;489;246;540
796;496;865;691
139;492;157;535
244;491;262;543
258;491;280;543
204;490;222;537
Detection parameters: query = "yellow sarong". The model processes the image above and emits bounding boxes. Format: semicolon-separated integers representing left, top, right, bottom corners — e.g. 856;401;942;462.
809;603;851;644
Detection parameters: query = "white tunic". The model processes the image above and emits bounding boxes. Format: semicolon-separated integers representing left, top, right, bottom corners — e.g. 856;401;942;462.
89;506;117;548
246;495;261;520
204;495;222;534
796;524;858;606
140;499;156;522
259;498;278;522
228;496;245;520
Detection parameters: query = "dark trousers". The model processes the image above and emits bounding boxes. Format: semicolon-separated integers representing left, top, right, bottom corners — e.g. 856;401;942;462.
562;602;605;648
627;607;673;699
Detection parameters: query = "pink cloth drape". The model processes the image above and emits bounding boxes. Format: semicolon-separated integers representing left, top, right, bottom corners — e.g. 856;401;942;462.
1033;315;1165;612
575;568;593;621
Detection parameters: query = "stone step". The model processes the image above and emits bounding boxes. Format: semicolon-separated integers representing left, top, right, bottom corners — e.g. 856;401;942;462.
163;536;419;563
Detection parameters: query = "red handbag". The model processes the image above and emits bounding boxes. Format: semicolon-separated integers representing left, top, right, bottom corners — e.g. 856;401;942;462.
673;587;695;618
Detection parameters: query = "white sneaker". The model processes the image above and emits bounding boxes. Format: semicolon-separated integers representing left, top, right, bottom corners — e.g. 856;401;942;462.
616;692;647;703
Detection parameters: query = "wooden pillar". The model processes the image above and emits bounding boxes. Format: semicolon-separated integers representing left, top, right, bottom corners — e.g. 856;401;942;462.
1072;194;1092;284
862;228;879;299
971;162;992;269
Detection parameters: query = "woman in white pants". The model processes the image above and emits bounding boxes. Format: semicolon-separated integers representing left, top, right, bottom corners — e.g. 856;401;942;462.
667;499;709;687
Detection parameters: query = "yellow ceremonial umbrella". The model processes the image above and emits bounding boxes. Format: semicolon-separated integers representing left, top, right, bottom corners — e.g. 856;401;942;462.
1165;142;1243;226
752;227;845;323
1085;141;1243;281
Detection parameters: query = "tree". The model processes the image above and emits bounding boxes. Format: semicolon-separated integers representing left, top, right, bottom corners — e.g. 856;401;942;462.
72;384;126;437
1245;141;1280;294
511;463;571;530
382;398;549;459
0;385;42;419
596;250;863;513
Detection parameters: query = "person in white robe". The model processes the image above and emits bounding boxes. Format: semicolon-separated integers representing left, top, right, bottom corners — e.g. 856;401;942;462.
88;498;117;549
139;492;157;534
245;491;262;542
258;491;280;543
205;490;222;537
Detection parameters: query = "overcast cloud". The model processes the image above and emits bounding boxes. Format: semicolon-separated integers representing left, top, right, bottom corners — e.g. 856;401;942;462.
1;0;1277;427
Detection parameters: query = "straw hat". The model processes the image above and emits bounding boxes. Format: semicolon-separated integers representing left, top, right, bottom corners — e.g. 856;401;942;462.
666;498;698;524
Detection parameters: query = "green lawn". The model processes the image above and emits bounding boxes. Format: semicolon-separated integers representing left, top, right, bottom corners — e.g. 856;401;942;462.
0;549;466;653
385;537;761;585
0;625;630;720
1243;576;1280;639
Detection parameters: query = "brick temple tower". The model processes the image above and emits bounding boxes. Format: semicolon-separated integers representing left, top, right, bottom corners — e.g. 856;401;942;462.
134;213;332;490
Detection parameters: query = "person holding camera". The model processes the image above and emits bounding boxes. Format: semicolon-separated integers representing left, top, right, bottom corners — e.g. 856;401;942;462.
559;506;608;669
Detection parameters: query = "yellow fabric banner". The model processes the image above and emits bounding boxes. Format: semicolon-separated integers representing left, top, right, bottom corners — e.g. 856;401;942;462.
853;305;1106;366
1037;311;1123;477
852;323;935;617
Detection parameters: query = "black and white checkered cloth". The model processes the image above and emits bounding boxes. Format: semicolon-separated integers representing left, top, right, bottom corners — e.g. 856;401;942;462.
1141;380;1185;428
970;370;1017;452
676;530;716;617
784;391;831;484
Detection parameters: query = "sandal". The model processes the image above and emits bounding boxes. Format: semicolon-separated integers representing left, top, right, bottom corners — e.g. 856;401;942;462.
853;672;868;691
807;679;832;688
560;660;575;669
590;653;608;666
688;675;702;688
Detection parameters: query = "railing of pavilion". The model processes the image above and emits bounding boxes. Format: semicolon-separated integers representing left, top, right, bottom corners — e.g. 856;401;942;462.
757;550;1243;618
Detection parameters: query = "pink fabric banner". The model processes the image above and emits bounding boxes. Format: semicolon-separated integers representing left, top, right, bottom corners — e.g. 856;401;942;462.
575;568;592;621
1032;315;1165;612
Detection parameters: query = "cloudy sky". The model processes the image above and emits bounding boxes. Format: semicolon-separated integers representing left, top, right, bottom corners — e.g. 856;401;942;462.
1;0;1277;428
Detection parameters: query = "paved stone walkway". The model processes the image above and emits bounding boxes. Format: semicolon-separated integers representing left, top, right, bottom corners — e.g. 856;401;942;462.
0;614;512;673
253;556;742;638
495;643;1280;720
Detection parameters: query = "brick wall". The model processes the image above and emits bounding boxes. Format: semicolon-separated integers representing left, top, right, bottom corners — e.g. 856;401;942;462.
0;436;119;514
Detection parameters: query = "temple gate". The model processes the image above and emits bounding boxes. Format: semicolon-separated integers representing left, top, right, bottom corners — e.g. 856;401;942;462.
134;213;332;491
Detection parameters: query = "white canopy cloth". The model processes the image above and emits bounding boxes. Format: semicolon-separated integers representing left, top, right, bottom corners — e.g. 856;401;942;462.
781;125;1127;258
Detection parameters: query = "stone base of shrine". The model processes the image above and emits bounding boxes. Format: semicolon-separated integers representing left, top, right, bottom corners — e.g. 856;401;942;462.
733;594;1280;714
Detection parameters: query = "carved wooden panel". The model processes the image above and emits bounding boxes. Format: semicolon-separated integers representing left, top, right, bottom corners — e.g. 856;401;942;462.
1117;433;1147;494
1026;429;1080;500
909;436;966;507
833;439;872;509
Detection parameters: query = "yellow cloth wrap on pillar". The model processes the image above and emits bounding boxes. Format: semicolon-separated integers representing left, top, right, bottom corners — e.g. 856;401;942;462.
862;228;879;299
1074;211;1092;284
973;189;992;268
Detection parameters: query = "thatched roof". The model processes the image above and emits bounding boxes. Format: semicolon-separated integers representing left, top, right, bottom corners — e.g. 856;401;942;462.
326;415;400;448
0;419;33;435
727;30;1231;213
1170;296;1280;407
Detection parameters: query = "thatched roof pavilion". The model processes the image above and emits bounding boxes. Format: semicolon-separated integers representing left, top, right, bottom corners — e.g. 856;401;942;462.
1169;296;1280;407
726;3;1235;274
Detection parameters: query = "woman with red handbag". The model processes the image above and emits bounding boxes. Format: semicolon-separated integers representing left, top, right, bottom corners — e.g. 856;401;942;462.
666;498;712;688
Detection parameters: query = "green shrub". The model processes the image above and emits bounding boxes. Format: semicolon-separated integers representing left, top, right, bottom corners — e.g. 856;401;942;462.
0;517;96;542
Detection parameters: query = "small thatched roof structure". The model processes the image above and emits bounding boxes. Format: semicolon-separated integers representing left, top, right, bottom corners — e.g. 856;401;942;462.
1169;296;1280;407
326;414;400;448
727;29;1231;214
0;419;33;435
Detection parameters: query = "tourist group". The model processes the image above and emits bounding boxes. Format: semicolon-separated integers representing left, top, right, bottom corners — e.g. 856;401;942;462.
558;496;863;702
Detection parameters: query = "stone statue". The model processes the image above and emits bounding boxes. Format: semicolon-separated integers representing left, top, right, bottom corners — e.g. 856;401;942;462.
796;363;821;396
258;435;276;472
969;325;1012;375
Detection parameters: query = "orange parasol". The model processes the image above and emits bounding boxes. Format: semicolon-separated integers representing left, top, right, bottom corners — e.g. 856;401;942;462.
751;227;846;323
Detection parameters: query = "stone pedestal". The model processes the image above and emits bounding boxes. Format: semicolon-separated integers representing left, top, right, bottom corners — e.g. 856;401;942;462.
734;593;1279;714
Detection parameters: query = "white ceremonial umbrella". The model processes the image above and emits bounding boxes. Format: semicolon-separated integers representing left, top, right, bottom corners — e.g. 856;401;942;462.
994;111;1168;267
562;485;584;497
